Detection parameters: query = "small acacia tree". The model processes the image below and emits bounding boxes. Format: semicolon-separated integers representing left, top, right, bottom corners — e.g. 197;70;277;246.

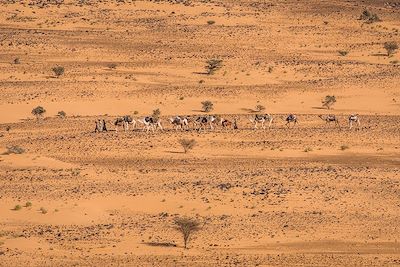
52;66;64;78
384;41;399;56
179;139;196;153
31;106;46;120
173;217;201;249
205;59;223;75
322;95;336;109
201;100;214;112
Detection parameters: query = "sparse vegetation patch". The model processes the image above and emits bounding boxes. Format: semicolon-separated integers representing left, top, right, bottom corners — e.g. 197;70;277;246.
179;139;196;153
201;100;214;112
173;217;201;249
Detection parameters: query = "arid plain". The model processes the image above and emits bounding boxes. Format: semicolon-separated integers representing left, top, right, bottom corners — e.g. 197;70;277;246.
0;0;400;266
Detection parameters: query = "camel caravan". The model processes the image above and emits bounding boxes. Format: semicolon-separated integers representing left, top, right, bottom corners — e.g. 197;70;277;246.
94;112;362;133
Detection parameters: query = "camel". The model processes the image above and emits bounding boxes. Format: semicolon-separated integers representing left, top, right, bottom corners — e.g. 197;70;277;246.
348;114;360;129
249;114;273;129
194;115;217;131
114;115;136;132
318;114;340;128
137;116;163;133
285;114;298;127
169;116;189;131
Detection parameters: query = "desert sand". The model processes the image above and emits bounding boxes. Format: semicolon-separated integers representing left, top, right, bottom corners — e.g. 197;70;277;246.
0;0;400;266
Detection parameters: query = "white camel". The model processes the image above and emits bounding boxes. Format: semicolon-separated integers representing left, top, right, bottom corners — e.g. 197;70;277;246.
249;114;273;129
194;115;217;131
169;116;189;131
348;114;360;129
137;117;163;133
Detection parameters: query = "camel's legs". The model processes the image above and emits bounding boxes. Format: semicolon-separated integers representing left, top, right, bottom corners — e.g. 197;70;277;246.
268;118;273;128
158;122;163;131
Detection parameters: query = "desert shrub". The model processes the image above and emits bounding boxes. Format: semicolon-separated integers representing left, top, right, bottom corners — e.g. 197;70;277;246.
52;66;64;77
5;126;11;132
179;139;196;153
359;9;381;23
384;41;399;56
152;108;161;120
133;110;139;115
340;145;349;151
25;202;32;207
57;111;66;118
255;104;265;112
304;147;313;152
205;59;223;75
3;146;25;155
107;63;117;69
13;205;22;211
338;50;348;56
32;106;46;119
201;100;214;112
173;217;201;249
40;207;47;214
322;95;336;109
207;20;215;25
14;57;20;64
268;66;274;73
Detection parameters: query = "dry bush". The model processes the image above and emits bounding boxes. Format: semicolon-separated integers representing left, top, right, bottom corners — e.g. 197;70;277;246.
340;145;350;151
31;106;46;119
52;66;64;77
57;111;66;118
384;41;399;56
40;207;47;214
13;205;22;211
3;146;25;155
359;9;381;24
205;59;223;75
338;50;348;56
107;63;117;69
179;139;196;153
173;217;201;249
322;95;336;109
201;100;214;112
255;104;265;112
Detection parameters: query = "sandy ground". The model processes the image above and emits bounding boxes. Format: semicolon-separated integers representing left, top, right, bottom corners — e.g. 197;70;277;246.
0;0;400;266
